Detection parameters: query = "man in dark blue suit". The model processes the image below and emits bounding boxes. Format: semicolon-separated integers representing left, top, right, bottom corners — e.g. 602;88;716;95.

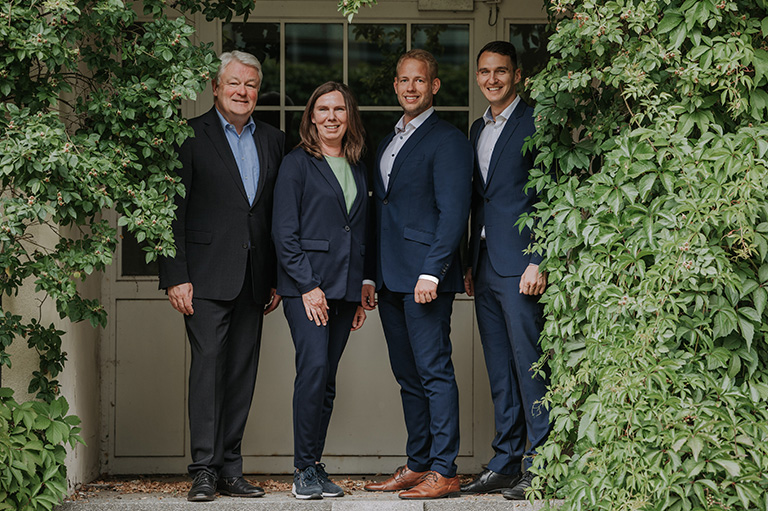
362;49;473;500
158;51;284;502
460;41;551;500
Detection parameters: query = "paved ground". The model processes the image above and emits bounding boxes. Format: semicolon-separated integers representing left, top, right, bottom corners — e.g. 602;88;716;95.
54;475;562;511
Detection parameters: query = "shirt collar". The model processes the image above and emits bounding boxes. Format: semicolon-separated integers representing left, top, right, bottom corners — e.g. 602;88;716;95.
215;107;255;136
395;107;435;134
483;95;521;125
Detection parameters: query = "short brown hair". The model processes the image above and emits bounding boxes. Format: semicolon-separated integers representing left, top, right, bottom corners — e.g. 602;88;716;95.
298;82;366;165
395;49;439;82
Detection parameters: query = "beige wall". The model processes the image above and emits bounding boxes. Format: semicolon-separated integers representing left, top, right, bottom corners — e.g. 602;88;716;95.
3;223;102;489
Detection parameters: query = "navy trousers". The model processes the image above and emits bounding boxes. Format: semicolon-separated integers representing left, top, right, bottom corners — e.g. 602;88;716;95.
377;288;460;478
283;297;358;470
184;268;263;478
474;246;550;474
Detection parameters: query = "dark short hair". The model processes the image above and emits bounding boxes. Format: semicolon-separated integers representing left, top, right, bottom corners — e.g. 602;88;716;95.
395;49;439;82
298;81;366;164
476;41;518;69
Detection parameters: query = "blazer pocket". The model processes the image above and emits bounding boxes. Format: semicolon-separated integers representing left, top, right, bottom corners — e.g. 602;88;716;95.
300;238;330;252
403;227;433;246
186;229;212;244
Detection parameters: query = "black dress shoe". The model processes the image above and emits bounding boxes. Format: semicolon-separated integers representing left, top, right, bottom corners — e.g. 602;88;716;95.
461;468;522;494
502;470;534;500
217;476;265;497
188;471;216;502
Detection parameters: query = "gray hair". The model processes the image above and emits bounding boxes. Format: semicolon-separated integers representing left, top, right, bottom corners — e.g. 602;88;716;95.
217;51;264;86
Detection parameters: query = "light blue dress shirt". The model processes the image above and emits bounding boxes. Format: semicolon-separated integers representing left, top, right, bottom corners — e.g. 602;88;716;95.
215;109;260;206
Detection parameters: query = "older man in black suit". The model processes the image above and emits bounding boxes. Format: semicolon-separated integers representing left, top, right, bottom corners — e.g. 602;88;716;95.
159;50;285;502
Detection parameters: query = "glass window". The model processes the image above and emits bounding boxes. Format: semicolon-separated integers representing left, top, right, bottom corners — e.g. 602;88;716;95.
121;227;159;277
285;24;343;106
509;23;552;102
412;24;469;107
349;24;406;107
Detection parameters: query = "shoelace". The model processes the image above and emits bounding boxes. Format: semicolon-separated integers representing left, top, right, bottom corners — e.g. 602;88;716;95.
299;466;319;485
315;463;329;481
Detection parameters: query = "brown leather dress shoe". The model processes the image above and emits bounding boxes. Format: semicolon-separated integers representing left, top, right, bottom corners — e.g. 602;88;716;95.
398;471;460;499
364;465;428;492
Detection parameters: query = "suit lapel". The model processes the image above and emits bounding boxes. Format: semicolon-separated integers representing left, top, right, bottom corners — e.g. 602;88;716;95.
387;113;437;194
376;131;395;196
203;108;249;204
252;120;270;207
485;101;524;189
312;156;349;219
347;161;366;220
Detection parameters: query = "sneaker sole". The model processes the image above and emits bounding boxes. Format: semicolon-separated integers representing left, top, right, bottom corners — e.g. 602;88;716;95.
322;490;344;497
292;484;322;500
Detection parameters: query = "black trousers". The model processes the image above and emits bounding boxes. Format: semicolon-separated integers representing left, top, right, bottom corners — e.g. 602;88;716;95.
283;297;358;470
184;268;264;478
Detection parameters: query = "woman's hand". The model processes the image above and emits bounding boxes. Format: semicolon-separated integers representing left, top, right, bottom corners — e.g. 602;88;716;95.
302;287;329;326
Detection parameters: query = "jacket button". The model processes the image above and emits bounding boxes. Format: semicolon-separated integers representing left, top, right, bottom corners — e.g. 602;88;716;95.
485;198;490;203
242;243;248;249
344;225;351;232
383;199;389;205
248;212;253;217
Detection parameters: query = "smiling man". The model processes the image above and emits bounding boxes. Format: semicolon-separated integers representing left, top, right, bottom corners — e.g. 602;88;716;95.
362;49;473;500
460;41;551;500
159;51;285;502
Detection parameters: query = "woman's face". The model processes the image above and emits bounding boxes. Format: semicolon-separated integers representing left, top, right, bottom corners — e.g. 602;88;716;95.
311;90;348;147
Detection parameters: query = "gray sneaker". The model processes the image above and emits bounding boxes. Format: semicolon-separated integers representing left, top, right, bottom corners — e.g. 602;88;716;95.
315;463;344;497
292;465;323;500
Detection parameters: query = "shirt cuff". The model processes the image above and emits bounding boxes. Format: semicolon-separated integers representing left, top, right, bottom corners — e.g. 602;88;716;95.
418;274;440;285
362;279;376;287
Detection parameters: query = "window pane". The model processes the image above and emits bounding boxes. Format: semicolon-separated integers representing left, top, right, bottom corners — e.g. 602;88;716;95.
285;110;303;152
509;24;552;102
349;24;406;107
222;23;281;98
121;227;159;277
411;24;469;107
285;24;343;106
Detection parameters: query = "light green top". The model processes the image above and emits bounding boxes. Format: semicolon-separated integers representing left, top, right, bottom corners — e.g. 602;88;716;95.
324;155;357;214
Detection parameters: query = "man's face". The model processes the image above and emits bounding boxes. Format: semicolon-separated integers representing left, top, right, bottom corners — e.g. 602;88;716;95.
393;58;440;123
212;60;260;128
476;51;521;113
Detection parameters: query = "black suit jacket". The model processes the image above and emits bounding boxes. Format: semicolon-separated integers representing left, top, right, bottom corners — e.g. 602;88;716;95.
272;148;371;301
158;107;286;304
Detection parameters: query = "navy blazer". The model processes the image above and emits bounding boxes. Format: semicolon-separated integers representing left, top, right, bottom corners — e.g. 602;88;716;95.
468;99;541;278
158;107;286;303
372;111;473;294
272;148;370;302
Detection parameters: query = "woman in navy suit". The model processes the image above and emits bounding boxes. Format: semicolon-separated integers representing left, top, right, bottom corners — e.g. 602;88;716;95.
272;82;370;500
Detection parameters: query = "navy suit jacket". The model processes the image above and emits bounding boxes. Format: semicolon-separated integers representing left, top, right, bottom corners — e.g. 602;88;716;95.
468;99;541;278
158;107;286;303
372;111;473;294
272;148;371;302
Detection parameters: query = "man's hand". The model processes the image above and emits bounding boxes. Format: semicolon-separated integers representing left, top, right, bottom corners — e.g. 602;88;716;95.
414;278;438;304
362;284;377;310
464;268;474;297
302;287;329;326
168;282;194;315
264;288;281;315
520;264;547;296
350;306;366;331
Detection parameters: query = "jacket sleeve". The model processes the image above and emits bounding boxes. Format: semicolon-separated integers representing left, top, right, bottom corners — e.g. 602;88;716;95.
419;128;473;280
272;152;323;294
158;140;193;290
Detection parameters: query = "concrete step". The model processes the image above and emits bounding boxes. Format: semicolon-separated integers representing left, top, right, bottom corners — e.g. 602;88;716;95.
56;492;559;511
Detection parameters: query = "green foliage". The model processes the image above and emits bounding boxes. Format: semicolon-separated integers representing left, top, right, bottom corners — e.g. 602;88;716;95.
0;389;82;511
338;0;378;22
0;0;231;505
527;0;768;509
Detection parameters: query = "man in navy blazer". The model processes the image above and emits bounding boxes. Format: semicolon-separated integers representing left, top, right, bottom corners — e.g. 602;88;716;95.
158;51;285;502
362;49;473;500
460;41;551;500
